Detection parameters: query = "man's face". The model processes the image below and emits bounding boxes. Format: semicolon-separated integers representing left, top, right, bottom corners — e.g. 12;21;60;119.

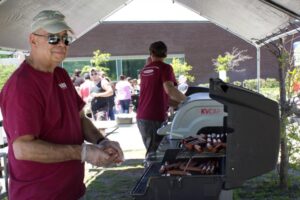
30;29;70;65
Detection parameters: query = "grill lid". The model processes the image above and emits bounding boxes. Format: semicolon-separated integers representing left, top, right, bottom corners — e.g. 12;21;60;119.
209;78;280;189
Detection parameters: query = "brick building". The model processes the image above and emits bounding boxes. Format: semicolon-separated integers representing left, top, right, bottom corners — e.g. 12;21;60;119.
67;21;280;85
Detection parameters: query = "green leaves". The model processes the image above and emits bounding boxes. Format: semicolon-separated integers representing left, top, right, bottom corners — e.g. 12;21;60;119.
90;49;111;72
0;64;16;90
213;54;232;72
78;49;111;75
212;47;252;73
171;57;195;82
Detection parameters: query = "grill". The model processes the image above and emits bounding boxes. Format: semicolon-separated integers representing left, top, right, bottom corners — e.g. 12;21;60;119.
131;78;280;200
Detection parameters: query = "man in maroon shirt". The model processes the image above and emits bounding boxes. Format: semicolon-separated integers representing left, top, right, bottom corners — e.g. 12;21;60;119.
0;10;123;200
137;41;186;163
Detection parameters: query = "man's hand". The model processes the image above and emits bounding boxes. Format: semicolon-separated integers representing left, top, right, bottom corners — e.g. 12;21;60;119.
97;139;124;164
82;144;119;167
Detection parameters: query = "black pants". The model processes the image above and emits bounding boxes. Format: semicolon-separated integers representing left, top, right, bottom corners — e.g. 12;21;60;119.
137;119;164;158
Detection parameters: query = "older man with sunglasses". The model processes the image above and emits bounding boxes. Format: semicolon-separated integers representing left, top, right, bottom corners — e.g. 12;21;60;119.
0;10;124;200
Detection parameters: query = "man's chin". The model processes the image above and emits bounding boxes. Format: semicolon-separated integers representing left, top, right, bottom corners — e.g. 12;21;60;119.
52;56;66;64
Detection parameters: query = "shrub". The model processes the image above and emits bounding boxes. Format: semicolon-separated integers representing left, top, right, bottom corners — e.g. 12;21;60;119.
264;78;279;88
233;81;242;86
0;64;16;90
171;58;195;82
242;79;258;90
241;78;279;90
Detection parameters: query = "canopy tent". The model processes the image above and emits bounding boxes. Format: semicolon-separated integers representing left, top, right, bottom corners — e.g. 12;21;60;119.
0;0;131;51
176;0;300;47
0;0;299;50
175;0;300;90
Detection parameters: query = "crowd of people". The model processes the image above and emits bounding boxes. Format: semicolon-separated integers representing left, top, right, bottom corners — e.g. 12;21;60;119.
71;68;140;121
73;41;190;164
72;42;190;165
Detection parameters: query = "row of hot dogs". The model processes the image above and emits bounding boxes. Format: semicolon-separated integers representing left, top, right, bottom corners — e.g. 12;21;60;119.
159;160;219;176
181;133;227;153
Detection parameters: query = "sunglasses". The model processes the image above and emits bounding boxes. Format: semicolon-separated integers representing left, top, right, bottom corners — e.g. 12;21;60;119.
33;33;73;46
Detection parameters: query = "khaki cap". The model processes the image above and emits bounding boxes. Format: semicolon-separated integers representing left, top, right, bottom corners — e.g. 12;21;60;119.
31;10;73;34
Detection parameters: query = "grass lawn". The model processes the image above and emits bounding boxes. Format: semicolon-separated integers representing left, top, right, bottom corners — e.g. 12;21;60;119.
233;168;300;200
85;159;144;200
84;149;145;200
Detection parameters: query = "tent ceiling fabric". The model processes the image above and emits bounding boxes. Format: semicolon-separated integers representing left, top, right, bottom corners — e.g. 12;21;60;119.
175;0;300;45
271;0;300;18
0;0;299;50
0;0;130;50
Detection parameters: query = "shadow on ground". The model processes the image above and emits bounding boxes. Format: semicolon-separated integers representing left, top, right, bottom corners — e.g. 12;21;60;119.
85;159;144;200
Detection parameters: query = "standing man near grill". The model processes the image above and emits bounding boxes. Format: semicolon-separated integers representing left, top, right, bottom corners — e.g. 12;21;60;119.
0;10;123;199
137;41;186;163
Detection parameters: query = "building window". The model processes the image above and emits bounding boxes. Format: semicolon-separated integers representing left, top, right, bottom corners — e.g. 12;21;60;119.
121;59;146;79
63;54;184;80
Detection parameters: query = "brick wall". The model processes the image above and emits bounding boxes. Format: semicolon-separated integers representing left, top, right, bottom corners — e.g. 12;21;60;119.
68;22;279;85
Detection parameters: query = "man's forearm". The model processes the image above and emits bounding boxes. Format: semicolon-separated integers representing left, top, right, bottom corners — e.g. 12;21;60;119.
164;81;186;104
169;86;186;103
13;139;81;163
81;115;105;143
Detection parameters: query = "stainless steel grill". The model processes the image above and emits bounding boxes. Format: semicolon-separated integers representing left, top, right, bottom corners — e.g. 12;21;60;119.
131;78;280;200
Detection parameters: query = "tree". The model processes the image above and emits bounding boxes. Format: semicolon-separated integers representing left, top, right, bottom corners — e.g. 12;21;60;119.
90;49;111;72
81;49;111;74
0;64;16;90
171;58;195;82
212;47;252;81
265;34;300;190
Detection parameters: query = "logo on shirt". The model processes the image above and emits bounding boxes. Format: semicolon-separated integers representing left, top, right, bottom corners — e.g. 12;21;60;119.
58;82;67;89
144;69;154;74
143;69;154;76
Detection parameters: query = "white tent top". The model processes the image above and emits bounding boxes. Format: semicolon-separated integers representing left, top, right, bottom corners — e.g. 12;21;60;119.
0;0;131;51
104;0;207;21
0;0;300;51
176;0;300;46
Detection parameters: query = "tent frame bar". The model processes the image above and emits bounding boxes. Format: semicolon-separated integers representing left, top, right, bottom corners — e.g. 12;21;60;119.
259;0;300;19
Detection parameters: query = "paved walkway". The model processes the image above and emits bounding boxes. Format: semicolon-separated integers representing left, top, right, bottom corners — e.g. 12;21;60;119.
93;115;146;159
106;123;145;152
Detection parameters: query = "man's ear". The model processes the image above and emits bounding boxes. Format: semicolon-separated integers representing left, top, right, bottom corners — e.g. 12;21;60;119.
29;34;36;46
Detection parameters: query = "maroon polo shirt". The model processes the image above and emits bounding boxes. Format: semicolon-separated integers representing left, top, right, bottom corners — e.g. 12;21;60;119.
137;61;177;122
0;61;85;199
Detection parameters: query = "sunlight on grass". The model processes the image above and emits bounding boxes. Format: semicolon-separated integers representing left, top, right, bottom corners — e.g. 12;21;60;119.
233;170;300;200
84;159;144;200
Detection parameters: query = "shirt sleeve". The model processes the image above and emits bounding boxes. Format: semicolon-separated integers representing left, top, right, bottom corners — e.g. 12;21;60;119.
4;79;43;142
161;64;177;86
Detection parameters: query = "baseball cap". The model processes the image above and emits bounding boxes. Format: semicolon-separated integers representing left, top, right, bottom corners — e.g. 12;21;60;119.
31;10;73;34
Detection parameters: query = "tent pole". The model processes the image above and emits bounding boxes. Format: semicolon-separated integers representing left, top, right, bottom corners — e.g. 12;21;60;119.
256;46;261;92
